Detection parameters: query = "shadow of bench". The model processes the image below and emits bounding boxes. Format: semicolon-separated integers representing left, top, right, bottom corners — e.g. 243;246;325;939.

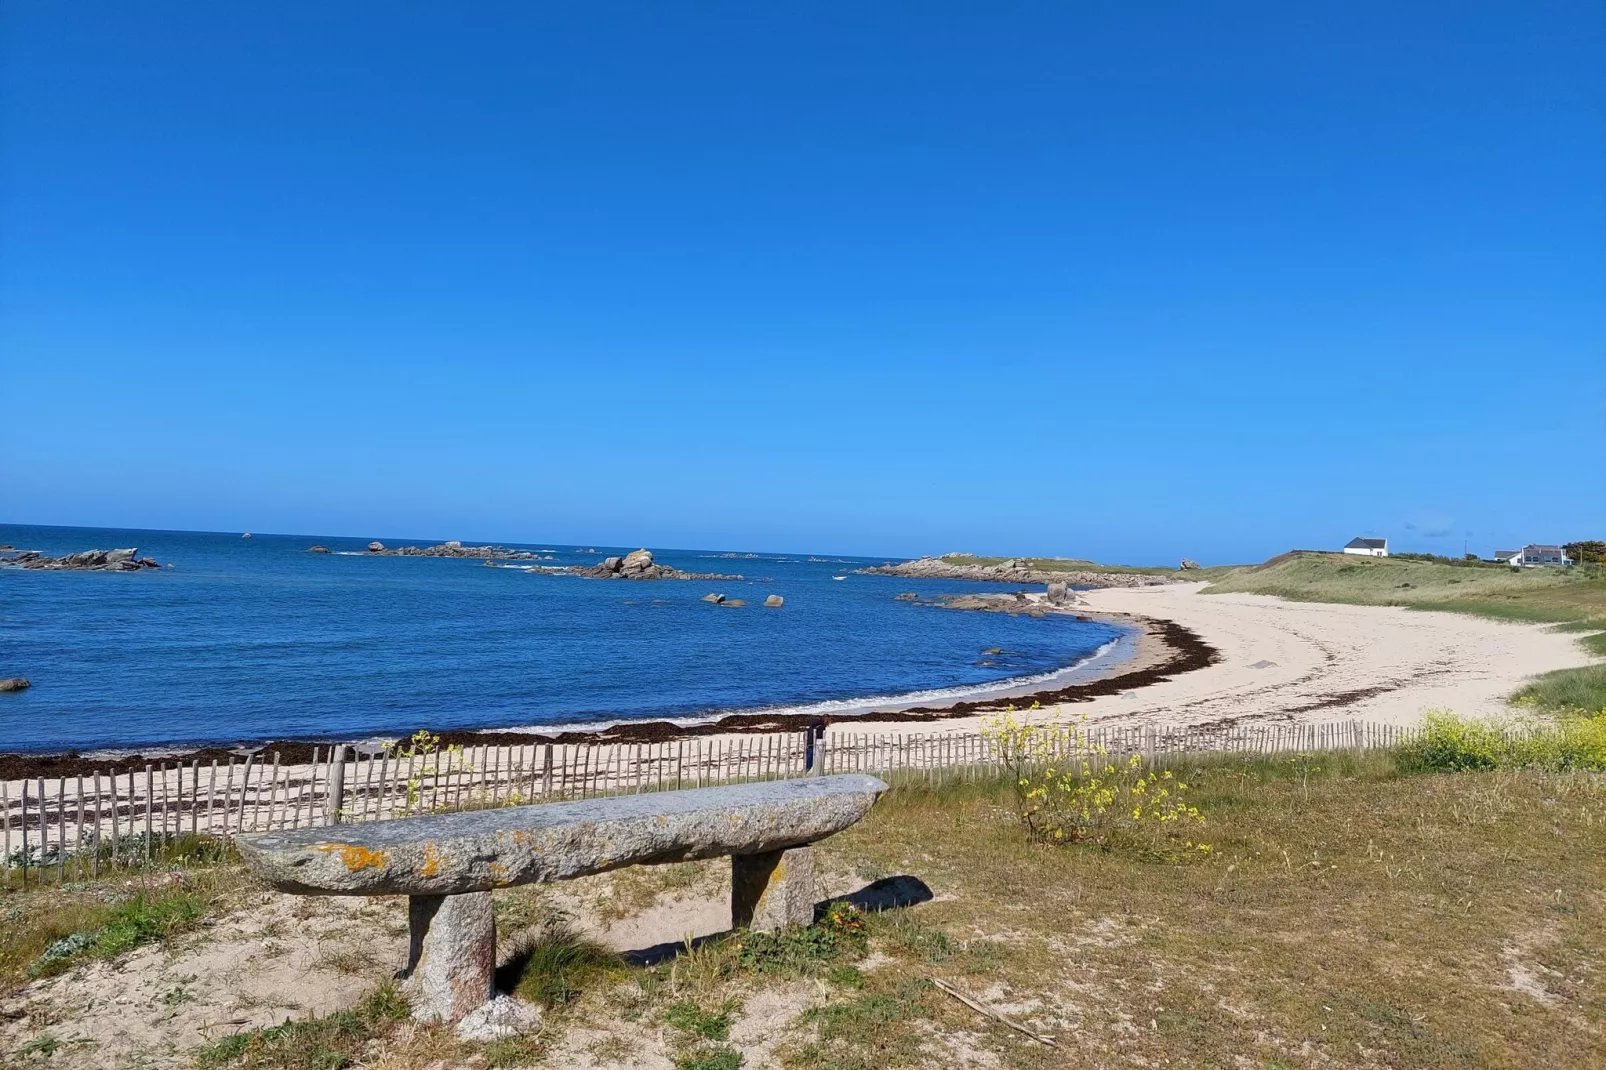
237;773;887;1024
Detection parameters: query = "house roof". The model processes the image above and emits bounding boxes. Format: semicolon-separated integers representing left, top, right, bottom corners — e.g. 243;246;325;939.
1522;544;1565;555
1345;537;1387;549
1494;549;1518;559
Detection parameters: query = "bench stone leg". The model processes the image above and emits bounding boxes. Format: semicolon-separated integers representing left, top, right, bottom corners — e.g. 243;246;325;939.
403;891;496;1023
731;845;814;932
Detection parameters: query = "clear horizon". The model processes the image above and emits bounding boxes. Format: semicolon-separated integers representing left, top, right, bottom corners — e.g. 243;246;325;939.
3;3;1603;564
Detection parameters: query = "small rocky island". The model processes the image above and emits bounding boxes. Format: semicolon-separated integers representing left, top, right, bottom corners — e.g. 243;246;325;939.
1;548;162;571
863;556;1176;588
357;541;546;561
566;548;737;581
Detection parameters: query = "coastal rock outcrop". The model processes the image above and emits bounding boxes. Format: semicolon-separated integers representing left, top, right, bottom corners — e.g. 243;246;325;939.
568;549;737;581
2;548;161;572
368;542;543;561
0;678;29;693
862;556;1175;589
1179;559;1201;570
764;594;784;607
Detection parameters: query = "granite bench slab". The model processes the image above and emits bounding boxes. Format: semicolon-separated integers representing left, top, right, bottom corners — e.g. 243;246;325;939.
237;774;888;1026
237;773;888;896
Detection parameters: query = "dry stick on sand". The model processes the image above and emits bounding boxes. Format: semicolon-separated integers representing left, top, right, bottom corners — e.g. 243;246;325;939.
931;978;1057;1047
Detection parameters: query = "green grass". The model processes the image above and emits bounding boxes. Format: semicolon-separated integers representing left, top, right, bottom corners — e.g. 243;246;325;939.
0;884;212;991
496;921;623;1008
194;983;411;1069
1203;552;1606;710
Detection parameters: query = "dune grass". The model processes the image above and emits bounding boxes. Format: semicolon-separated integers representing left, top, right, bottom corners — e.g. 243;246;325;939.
796;756;1606;1069
0;877;225;995
1203;552;1606;710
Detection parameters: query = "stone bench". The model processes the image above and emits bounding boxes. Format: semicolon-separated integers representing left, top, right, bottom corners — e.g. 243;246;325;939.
237;773;888;1023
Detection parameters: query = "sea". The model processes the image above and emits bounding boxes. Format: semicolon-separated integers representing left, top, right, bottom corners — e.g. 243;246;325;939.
0;525;1130;754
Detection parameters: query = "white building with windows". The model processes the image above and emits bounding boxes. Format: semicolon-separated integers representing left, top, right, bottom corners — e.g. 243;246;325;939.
1342;537;1388;557
1502;544;1572;568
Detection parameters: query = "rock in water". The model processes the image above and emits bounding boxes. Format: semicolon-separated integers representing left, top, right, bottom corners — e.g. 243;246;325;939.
701;592;726;603
764;594;784;607
601;556;623;573
722;599;747;607
308;545;331;553
621;548;655;573
0;678;29;693
367;541;386;552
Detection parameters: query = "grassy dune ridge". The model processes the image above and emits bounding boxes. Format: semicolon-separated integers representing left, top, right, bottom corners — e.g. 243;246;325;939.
937;553;1237;579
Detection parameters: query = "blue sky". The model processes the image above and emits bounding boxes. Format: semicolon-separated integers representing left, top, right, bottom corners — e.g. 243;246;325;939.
3;3;1602;564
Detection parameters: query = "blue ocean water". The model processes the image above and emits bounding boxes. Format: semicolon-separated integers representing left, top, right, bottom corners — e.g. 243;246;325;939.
0;525;1127;753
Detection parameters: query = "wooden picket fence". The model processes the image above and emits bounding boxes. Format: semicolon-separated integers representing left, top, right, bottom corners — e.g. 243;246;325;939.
1;719;1422;885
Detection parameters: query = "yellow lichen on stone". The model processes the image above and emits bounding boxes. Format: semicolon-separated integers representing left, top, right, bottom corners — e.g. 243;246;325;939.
312;842;390;872
419;842;441;877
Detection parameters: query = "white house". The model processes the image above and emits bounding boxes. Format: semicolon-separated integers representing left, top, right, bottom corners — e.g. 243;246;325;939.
1343;537;1388;557
1505;544;1571;568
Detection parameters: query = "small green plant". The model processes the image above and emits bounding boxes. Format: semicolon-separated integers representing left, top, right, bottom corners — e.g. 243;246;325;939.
19;1033;59;1056
731;906;868;976
664;999;734;1040
676;1044;744;1070
1287;752;1321;799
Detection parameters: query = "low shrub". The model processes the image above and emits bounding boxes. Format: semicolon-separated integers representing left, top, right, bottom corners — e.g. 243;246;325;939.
1395;709;1606;773
986;710;1208;855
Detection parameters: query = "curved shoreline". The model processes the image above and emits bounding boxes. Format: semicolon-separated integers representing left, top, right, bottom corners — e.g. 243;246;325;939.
0;609;1215;780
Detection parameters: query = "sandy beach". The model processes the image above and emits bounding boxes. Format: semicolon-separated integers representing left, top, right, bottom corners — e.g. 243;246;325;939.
838;581;1597;738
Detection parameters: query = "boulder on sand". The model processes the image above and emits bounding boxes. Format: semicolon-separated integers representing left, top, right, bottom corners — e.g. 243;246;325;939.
0;678;29;693
1179;559;1201;570
764;594;784;607
368;542;386;553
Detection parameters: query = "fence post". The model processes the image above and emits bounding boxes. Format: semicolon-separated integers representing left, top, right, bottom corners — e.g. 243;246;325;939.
328;746;348;825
